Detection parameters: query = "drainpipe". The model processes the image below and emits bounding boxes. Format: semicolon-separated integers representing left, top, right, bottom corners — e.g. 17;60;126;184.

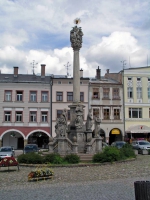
50;75;53;137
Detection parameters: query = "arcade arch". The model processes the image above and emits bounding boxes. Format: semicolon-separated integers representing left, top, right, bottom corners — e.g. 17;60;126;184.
109;128;122;145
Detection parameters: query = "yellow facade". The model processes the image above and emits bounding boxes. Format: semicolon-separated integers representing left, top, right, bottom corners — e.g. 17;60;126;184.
123;67;150;135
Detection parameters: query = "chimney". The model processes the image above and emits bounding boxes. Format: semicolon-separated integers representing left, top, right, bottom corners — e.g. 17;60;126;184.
106;69;109;74
80;68;83;78
41;64;46;77
14;66;18;77
96;66;101;80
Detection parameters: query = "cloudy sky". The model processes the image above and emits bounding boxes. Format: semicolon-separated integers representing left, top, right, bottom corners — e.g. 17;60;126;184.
0;0;149;77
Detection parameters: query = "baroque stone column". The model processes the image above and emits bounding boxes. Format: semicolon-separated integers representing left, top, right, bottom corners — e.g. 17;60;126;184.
70;25;83;102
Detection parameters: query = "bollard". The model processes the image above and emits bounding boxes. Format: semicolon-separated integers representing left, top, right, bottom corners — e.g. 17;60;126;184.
134;181;150;200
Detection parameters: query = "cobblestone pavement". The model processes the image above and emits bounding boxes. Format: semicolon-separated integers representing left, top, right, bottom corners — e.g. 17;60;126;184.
0;155;150;200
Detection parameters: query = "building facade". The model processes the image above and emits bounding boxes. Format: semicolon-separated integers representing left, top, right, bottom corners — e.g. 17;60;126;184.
89;67;124;144
123;67;150;141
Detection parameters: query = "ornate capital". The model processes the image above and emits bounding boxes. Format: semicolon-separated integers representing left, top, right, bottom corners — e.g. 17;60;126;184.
70;26;83;50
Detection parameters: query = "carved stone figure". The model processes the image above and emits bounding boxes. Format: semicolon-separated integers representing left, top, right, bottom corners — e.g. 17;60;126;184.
70;26;83;50
86;109;93;131
94;117;101;138
55;109;67;137
75;105;84;129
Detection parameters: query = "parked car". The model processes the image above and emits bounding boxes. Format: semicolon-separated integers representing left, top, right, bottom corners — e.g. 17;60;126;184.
132;140;150;150
111;141;126;149
0;146;15;159
24;144;39;154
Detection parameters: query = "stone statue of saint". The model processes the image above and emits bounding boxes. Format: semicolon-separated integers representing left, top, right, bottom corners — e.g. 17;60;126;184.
94;116;101;138
86;109;93;131
55;109;67;137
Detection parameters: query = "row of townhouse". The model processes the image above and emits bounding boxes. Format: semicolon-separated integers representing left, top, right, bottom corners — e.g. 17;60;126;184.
106;66;150;142
0;65;149;149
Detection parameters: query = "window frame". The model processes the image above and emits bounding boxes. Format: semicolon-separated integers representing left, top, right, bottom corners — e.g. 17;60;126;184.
127;87;133;98
56;110;63;118
129;108;142;118
67;92;73;102
4;111;11;122
56;91;63;101
41;91;48;102
114;109;120;120
15;111;23;122
16;90;23;101
29;111;37;122
103;88;110;99
4;90;12;102
30;91;37;102
41;111;48;122
137;87;142;99
80;92;84;102
112;88;120;99
103;108;110;120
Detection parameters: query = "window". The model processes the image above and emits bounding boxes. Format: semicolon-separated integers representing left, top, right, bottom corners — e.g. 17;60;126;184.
113;88;120;99
103;88;109;99
41;112;48;122
4;111;11;122
93;108;99;117
129;108;142;118
128;77;132;81
114;109;120;119
16;111;22;122
68;81;72;84
137;77;141;81
67;92;73;101
58;81;61;84
149;108;150;118
80;92;84;102
137;87;142;99
127;87;133;98
93;88;99;99
57;110;63;118
103;109;110;119
41;91;48;102
5;91;12;101
148;78;150;82
16;91;23;101
30;91;37;102
30;111;37;122
67;110;70;120
56;92;63;101
148;88;150;99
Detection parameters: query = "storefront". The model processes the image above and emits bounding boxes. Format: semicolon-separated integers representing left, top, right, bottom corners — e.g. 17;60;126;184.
109;128;122;144
126;125;150;143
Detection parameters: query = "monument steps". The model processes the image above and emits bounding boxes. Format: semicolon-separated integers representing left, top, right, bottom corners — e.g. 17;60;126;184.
78;154;94;162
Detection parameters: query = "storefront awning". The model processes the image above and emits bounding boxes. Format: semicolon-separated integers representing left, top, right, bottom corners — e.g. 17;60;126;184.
126;125;150;134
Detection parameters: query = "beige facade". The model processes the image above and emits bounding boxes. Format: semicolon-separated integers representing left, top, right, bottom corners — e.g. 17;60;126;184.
123;67;150;140
89;67;124;144
51;77;89;137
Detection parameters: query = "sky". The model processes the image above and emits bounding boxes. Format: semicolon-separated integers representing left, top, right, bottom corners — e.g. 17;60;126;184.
0;0;150;77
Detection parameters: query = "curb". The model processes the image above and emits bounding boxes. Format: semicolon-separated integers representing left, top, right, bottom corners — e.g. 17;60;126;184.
19;157;136;168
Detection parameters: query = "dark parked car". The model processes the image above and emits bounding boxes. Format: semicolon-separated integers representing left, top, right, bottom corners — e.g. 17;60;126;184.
24;144;39;154
111;141;126;149
0;146;15;159
132;140;150;150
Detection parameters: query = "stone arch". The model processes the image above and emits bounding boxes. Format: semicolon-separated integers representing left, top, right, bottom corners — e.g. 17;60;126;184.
27;129;50;148
0;129;25;140
26;129;50;139
109;128;123;145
